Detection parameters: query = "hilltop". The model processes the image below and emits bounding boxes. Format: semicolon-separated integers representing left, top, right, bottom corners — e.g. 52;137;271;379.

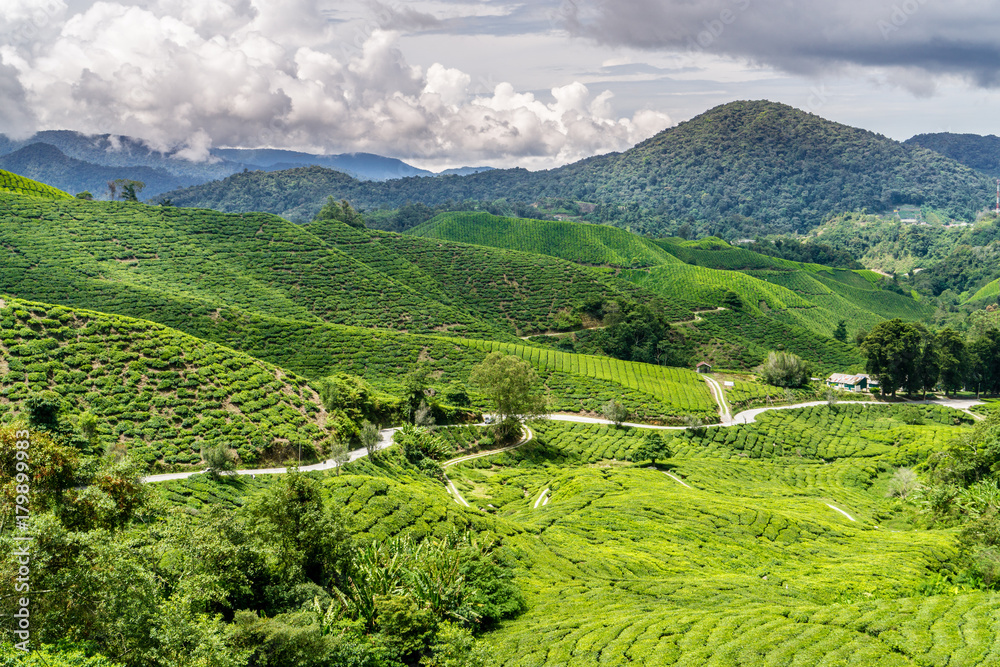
164;100;995;234
906;132;1000;179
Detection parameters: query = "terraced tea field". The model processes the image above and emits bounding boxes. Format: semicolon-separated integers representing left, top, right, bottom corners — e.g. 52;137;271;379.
454;338;718;423
435;406;990;666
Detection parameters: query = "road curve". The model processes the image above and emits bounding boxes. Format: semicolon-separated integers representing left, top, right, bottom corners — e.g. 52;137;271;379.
141;396;982;485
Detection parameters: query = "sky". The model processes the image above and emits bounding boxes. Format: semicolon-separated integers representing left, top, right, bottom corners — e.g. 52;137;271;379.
1;0;999;171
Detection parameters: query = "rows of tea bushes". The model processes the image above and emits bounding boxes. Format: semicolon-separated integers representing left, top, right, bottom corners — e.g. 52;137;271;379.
0;195;502;337
406;211;680;268
675;403;972;465
0;297;327;469
624;262;816;311
453;338;718;422
375;231;695;334
693;307;864;372
453;443;972;665
655;236;820;272
323;470;511;541
0;171;72;199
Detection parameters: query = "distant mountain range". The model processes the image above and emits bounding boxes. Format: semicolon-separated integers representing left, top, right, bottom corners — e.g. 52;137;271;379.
163;100;998;234
0;130;492;198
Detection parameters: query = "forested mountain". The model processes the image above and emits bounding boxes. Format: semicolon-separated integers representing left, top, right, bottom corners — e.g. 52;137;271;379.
0;143;196;198
907;132;1000;178
164;100;996;234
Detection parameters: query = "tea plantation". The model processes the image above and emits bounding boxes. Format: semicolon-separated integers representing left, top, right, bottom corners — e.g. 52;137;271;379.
435;405;993;666
0;297;328;468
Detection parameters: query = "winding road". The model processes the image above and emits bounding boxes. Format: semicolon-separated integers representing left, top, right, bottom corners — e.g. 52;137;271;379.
142;387;984;502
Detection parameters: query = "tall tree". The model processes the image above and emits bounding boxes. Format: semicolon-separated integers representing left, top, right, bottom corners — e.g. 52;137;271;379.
861;319;921;397
469;352;547;439
937;328;968;396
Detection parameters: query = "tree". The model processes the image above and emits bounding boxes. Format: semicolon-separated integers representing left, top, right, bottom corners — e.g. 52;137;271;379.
360;420;381;459
247;471;353;588
314;197;364;228
601;399;629;427
469;352;547;439
75;191;94;200
861;319;921;397
203;444;236;479
937;328;968;397
329;438;350;474
25;390;64;429
911;324;940;398
758;351;810;388
833;319;848;342
108;179;145;202
632;432;673;464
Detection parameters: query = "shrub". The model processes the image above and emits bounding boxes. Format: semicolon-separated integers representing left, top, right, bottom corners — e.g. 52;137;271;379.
759;351;811;388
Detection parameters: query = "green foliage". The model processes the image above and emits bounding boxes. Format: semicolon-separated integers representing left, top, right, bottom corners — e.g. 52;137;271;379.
0;169;73;199
0;298;328;471
600;399;629;426
314;196;364;228
759;351;811;388
469;353;547;438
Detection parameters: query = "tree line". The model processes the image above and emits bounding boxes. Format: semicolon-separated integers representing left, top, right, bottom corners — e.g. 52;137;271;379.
861;319;1000;397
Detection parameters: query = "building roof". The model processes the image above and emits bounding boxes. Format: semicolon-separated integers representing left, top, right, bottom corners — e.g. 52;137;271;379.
696;361;712;368
828;373;868;384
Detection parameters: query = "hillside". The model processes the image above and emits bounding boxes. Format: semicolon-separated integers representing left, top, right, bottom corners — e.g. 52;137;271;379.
907;132;1000;178
0;168;72;199
0;297;328;469
406;212;680;267
0;143;195;198
391;212;930;371
163;100;995;234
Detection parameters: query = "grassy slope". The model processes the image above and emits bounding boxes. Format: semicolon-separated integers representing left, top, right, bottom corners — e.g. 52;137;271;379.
0;297;327;469
0;195;512;339
438;404;986;666
406;212;681;267
0;168;73;199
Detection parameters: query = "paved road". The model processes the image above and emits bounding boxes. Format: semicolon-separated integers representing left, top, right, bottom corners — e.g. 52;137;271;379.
141;427;399;484
142;395;984;485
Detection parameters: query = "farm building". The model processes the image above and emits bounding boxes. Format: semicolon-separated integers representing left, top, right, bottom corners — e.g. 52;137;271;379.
696;361;713;374
826;373;873;392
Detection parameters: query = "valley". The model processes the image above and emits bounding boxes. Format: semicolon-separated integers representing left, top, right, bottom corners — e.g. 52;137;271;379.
4;103;1000;667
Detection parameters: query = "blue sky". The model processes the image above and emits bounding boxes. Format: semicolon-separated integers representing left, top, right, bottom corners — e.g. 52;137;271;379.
2;0;999;169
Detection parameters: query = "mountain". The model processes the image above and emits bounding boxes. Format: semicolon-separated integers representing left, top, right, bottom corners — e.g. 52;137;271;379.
0;131;496;200
210;148;435;180
906;132;1000;179
0;143;197;198
163;100;996;235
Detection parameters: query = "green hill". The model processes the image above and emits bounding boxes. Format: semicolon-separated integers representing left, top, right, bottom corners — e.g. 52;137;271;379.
406;212;680;267
0;297;327;469
0;168;72;199
163;101;994;235
906;132;1000;178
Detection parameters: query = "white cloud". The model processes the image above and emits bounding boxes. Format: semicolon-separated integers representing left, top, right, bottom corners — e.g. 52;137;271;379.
0;0;670;167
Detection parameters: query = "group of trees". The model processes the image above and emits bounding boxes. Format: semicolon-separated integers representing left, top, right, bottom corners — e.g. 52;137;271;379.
861;319;1000;397
1;384;527;666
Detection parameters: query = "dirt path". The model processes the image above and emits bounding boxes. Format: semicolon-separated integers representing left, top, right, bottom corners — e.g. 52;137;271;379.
702;375;732;424
441;426;534;507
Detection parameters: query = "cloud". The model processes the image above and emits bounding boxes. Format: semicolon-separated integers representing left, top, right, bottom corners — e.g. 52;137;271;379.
561;0;1000;89
0;0;671;166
